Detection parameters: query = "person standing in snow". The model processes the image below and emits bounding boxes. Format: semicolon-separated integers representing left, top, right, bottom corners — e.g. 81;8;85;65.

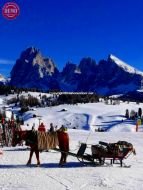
57;125;69;166
49;123;54;133
38;122;46;132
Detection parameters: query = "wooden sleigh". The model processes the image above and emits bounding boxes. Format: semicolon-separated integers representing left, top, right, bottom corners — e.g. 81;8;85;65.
91;141;136;167
55;141;136;167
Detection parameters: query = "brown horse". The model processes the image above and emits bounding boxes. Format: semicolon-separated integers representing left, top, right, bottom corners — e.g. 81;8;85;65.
12;129;69;166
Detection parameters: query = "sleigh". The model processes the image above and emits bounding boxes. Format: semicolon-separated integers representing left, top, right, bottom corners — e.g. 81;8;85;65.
55;140;136;167
90;141;136;167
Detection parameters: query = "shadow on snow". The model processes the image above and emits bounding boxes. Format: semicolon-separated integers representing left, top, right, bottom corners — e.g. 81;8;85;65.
97;115;135;131
0;162;86;169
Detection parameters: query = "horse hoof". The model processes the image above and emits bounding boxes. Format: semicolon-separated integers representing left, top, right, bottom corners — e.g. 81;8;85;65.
26;162;31;165
36;164;40;167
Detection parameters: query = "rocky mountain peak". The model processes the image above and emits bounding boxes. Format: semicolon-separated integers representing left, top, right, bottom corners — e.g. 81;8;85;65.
12;47;58;76
9;47;143;95
20;47;40;63
10;47;59;90
62;62;77;75
78;57;96;74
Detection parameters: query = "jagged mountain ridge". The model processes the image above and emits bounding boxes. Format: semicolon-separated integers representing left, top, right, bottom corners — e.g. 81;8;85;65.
10;47;143;95
91;55;142;95
10;47;59;90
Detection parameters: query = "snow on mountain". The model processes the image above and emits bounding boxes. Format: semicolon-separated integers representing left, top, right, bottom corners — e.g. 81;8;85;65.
95;55;143;95
109;54;143;76
0;74;5;81
0;74;8;85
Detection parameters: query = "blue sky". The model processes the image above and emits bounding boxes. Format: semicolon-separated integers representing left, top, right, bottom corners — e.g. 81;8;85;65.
1;0;143;77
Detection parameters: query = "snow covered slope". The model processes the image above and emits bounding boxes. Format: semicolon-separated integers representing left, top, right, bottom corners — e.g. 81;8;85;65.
109;54;143;76
0;94;143;190
0;130;142;190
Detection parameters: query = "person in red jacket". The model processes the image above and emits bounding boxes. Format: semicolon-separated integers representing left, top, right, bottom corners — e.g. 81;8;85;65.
38;122;46;132
57;125;69;166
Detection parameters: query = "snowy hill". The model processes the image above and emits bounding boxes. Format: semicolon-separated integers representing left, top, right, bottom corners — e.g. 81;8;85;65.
0;93;143;190
20;101;139;132
0;92;142;132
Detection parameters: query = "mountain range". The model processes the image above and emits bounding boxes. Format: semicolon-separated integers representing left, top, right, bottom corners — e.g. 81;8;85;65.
2;47;143;95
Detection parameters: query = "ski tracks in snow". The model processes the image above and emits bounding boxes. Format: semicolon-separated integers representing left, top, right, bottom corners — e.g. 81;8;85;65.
45;173;73;190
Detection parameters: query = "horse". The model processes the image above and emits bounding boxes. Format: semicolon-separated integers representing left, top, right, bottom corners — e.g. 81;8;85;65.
12;129;69;166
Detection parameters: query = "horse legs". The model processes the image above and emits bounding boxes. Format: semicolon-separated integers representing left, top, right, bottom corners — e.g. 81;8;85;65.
35;150;40;166
27;149;34;165
27;149;40;166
